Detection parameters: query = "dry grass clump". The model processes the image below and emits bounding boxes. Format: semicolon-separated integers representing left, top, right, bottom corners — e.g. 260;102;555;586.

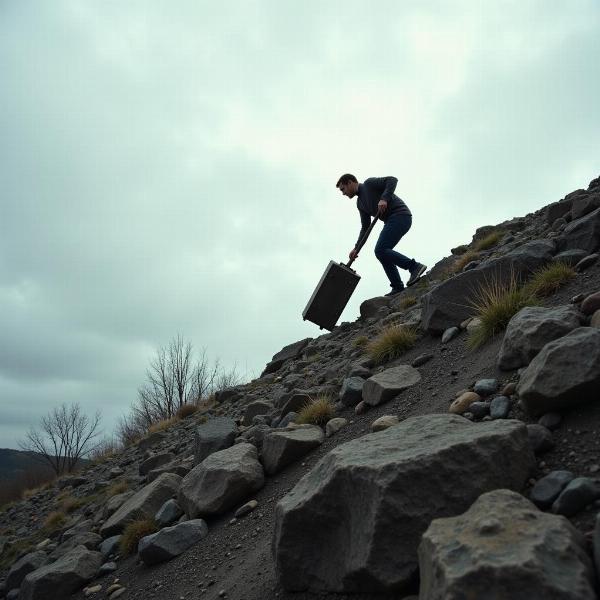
523;262;576;298
43;510;67;533
353;335;369;348
176;403;199;419
468;272;538;349
296;396;335;427
60;495;85;513
452;250;480;273
367;325;418;364
398;296;418;310
147;416;178;434
107;480;129;497
120;518;158;555
474;230;503;251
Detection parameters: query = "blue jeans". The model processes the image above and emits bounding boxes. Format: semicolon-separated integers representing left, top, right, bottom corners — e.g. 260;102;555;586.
374;213;416;290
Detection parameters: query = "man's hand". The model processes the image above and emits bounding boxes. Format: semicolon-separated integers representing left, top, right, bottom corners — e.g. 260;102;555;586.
349;248;358;260
377;199;388;214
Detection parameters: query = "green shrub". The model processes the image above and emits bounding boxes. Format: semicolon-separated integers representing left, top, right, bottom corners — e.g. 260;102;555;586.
468;272;538;349
296;396;335;427
474;231;503;251
367;325;418;364
120;518;158;555
524;261;576;298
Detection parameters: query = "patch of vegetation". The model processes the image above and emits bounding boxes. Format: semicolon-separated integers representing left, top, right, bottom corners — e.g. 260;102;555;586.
176;403;198;419
60;495;86;513
452;249;480;273
353;336;369;348
474;230;503;251
43;510;67;533
468;272;539;349
120;518;158;555
147;416;178;434
0;534;42;569
106;480;129;497
296;396;335;427
397;296;418;310
523;261;576;298
367;325;418;364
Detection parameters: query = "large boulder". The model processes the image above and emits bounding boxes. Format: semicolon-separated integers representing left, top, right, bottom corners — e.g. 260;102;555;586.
194;417;237;464
49;532;102;561
20;546;103;600
179;443;264;517
6;551;48;592
571;192;600;220
242;401;273;426
362;365;421;406
263;338;312;375
261;426;325;475
517;327;600;416
498;305;582;370
100;472;182;537
139;452;175;476
138;519;208;566
422;241;554;333
273;414;533;594
558;207;600;253
418;489;595;600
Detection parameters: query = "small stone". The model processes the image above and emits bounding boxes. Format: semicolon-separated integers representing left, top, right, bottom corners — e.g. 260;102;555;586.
371;415;399;432
501;382;517;396
325;417;348;437
538;413;562;431
589;465;600;474
571;293;585;303
234;500;258;518
473;379;498;397
107;584;122;594
449;392;481;414
99;562;117;576
490;396;511;419
441;327;460;344
355;400;367;415
530;470;575;509
110;589;127;600
469;402;489;420
575;253;599;272
526;424;554;454
412;353;433;368
84;585;102;596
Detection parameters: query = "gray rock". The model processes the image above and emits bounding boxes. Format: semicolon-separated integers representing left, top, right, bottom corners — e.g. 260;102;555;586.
6;551;48;592
489;396;511;419
194;417;237;465
49;532;102;561
278;412;298;428
418;489;595;600
526;424;554;454
360;297;390;319
552;477;600;516
103;491;134;518
147;458;193;482
263;338;312;374
155;498;184;527
62;519;93;540
242;401;273;427
546;197;575;225
325;417;348;438
576;253;599;271
279;393;311;415
558;207;600;253
179;443;264;517
138;519;208;566
538;412;562;430
100;473;182;537
137;431;166;452
98;561;117;576
261;426;325;475
441;327;460;344
468;402;489;419
273;414;534;593
553;249;588;266
571;192;600;220
99;535;121;558
234;499;258;518
473;379;498;396
594;513;600;584
139;452;175;476
530;470;575;509
362;365;421;406
498;305;582;370
412;353;433;367
338;377;365;407
19;546;103;600
517;327;600;415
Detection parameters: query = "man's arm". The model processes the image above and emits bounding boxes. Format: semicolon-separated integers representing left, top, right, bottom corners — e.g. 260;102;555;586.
355;208;371;248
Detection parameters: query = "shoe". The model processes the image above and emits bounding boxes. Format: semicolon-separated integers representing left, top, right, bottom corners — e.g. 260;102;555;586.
384;287;404;297
407;262;427;286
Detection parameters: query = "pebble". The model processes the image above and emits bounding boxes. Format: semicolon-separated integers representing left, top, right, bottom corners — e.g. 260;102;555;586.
501;382;517;396
234;500;258;518
371;415;399;432
473;379;498;397
441;327;460;344
530;470;575;509
552;477;600;516
449;392;481;414
490;396;511;419
538;412;562;431
110;589;126;600
469;402;489;419
84;585;102;596
526;424;554;454
412;353;433;367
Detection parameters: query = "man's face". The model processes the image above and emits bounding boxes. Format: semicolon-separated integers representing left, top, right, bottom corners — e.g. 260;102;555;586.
338;180;358;198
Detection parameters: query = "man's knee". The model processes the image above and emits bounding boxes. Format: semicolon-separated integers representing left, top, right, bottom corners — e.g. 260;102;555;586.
374;246;388;261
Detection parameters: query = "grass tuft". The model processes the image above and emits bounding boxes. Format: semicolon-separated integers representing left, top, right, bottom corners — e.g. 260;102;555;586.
106;480;129;497
367;325;418;364
397;296;417;310
474;231;503;251
523;261;576;298
147;416;178;434
296;396;335;427
452;250;480;273
468;272;538;349
353;336;369;348
43;511;67;533
176;403;198;419
120;518;158;555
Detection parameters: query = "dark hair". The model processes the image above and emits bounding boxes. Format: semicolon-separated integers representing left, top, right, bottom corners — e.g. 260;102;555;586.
336;173;358;188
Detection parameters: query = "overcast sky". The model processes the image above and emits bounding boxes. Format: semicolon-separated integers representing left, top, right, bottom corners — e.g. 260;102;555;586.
1;1;599;450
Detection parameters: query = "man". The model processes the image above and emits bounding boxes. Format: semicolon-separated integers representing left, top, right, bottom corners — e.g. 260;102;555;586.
337;174;427;296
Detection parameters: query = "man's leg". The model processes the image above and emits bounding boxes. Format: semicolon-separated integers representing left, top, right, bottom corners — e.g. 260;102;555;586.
374;214;416;292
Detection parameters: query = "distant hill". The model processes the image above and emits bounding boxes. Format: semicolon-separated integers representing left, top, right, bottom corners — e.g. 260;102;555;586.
0;448;54;481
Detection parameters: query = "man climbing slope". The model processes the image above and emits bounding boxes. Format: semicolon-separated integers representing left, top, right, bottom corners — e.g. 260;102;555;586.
337;173;427;296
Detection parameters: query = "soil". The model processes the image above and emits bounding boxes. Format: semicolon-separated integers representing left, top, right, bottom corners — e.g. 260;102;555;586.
69;259;600;600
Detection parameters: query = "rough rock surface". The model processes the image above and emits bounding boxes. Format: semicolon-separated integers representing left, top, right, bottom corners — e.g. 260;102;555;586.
418;489;595;600
362;365;421;406
6;551;48;592
261;426;324;475
194;417;238;464
273;414;534;593
138;519;208;565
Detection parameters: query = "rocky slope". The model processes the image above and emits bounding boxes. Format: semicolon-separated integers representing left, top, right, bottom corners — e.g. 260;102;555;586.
2;174;600;600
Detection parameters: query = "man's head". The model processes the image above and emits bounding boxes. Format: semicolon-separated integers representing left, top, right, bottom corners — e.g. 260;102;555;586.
336;173;359;198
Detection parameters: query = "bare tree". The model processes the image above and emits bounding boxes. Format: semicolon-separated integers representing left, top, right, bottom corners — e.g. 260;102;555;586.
19;403;102;476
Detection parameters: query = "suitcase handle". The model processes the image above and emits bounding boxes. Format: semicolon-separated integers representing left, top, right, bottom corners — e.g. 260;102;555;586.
346;215;380;268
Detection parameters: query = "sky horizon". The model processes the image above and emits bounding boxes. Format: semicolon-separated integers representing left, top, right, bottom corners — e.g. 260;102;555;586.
1;1;599;450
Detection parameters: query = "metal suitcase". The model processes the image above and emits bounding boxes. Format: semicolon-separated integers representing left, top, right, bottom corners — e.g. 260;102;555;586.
302;215;379;330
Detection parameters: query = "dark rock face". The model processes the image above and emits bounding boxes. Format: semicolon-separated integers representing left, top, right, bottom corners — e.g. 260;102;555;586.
558;207;600;253
273;414;533;594
138;519;208;565
194;417;237;465
261;426;324;475
263;338;312;375
6;551;48;592
418;489;595;600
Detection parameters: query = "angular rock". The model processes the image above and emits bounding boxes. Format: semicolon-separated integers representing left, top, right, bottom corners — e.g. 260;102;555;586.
360;297;390;319
20;546;103;600
155;498;184;527
279;393;311;415
530;470;575;509
242;401;273;427
558;207;600;253
418;489;595;600
179;443;264;517
273;414;534;593
362;365;421;406
552;477;600;516
571;192;600;220
139;452;175;476
103;491;134;518
473;379;498;396
325;417;348;437
498;305;582;370
526;424;554;454
147;457;193;482
490;395;511;419
338;378;364;407
517;327;600;415
278;412;298;428
137;431;166;452
263;338;312;375
194;417;237;465
6;551;48;592
49;532;102;561
99;535;121;558
546;198;574;224
468;402;489;419
261;426;324;475
100;473;182;537
538;412;562;430
138;519;208;566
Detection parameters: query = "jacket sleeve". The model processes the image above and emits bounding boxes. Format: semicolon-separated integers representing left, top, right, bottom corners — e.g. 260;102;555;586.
369;176;398;201
355;208;371;248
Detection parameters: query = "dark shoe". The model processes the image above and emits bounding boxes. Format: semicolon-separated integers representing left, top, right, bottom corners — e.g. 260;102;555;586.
384;287;404;297
407;263;427;286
